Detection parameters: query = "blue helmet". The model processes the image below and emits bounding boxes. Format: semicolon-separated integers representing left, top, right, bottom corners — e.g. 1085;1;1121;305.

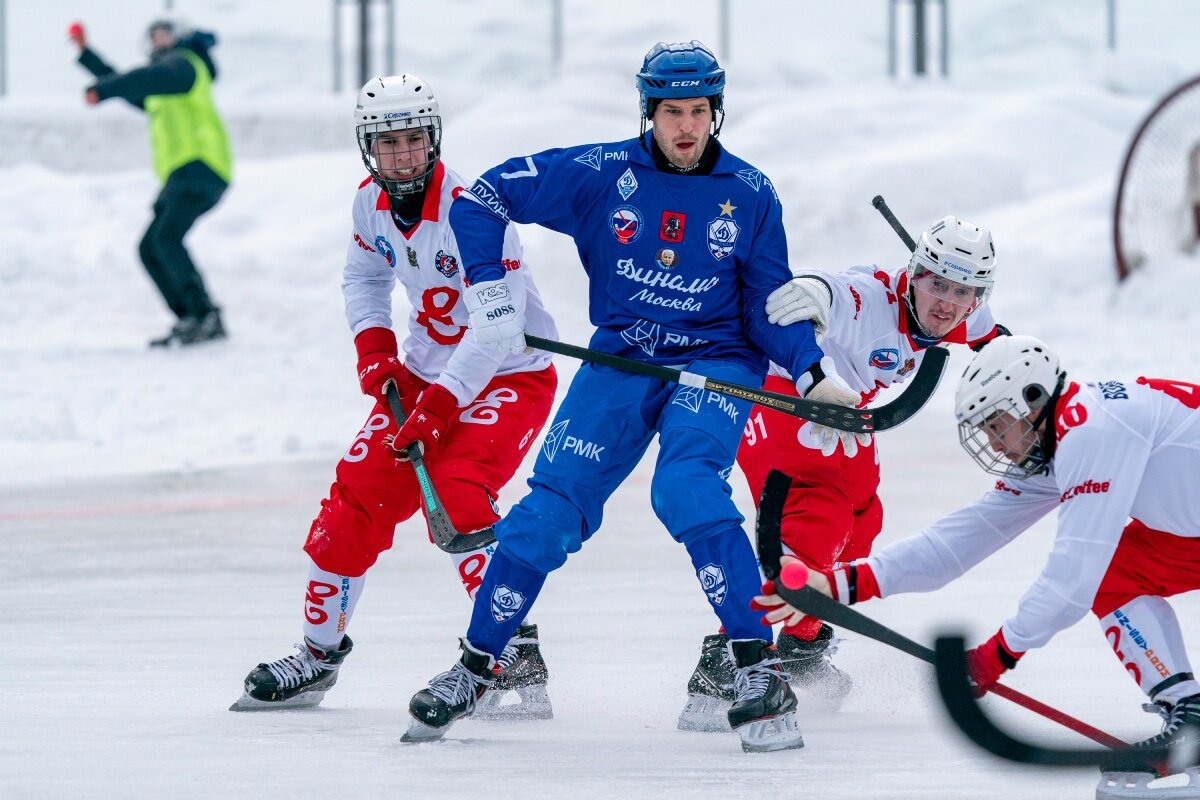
636;40;725;121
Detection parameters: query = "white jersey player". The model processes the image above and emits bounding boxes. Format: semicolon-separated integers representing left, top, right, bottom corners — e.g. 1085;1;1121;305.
758;335;1200;796
680;216;1004;733
232;75;559;717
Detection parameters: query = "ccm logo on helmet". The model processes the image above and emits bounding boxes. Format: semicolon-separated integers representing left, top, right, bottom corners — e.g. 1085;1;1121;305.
670;80;701;87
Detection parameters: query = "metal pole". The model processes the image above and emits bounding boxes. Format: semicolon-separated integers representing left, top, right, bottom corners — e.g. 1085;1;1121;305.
887;0;897;77
0;0;6;97
1107;0;1116;50
333;0;342;92
551;0;563;76
913;0;926;76
719;0;730;63
939;0;948;77
385;0;395;76
358;0;370;89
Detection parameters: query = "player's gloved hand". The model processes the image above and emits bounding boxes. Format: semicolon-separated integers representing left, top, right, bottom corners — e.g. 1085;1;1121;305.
67;21;87;50
463;277;526;354
765;276;832;341
752;556;824;627
965;629;1023;697
355;327;422;404
795;356;871;457
388;384;459;461
753;556;882;628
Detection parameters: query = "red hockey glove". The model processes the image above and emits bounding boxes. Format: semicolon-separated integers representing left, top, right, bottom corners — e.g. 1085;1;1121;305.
67;21;87;50
965;629;1023;697
752;557;881;628
389;384;459;461
355;327;420;404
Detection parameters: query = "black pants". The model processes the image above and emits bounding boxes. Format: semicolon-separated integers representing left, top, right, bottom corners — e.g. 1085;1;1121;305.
138;160;228;320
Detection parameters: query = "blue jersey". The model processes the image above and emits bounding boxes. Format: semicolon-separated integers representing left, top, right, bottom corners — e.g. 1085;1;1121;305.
450;132;820;379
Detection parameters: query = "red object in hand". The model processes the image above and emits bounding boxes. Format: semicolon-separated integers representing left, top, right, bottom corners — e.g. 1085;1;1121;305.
67;21;86;48
965;629;1024;697
780;560;810;590
391;384;459;460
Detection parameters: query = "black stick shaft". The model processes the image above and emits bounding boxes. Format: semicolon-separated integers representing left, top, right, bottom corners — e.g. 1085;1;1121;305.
872;195;917;252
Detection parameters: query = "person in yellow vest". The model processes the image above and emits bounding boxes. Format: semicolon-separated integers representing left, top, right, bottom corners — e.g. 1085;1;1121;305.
70;17;233;347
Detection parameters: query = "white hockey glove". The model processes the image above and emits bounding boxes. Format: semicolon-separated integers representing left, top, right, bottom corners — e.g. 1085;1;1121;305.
795;356;872;458
765;277;832;341
463;276;526;354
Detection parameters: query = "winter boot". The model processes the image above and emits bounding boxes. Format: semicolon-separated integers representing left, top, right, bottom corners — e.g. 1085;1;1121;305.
402;638;495;742
475;623;553;721
726;638;804;753
150;309;226;348
229;635;353;711
1097;694;1200;799
777;624;853;709
678;633;736;732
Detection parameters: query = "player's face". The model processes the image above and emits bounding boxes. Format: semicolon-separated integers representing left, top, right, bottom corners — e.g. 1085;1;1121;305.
371;128;431;182
651;97;712;169
911;271;977;338
980;410;1039;467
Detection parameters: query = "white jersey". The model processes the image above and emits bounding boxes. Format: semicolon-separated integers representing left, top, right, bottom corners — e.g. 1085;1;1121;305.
868;377;1200;652
770;265;997;403
343;163;556;406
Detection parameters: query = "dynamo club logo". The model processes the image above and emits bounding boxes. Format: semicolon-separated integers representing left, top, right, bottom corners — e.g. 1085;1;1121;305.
490;584;526;622
869;348;900;370
434;249;459;278
697;564;727;605
610;205;644;244
374;236;396;269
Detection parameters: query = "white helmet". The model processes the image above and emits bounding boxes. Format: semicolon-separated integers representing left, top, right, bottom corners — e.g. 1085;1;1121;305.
355;74;442;198
954;335;1064;478
906;215;996;332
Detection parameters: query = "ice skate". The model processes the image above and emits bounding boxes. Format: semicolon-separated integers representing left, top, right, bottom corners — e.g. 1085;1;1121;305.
230;635;353;711
474;623;553;721
402;638;495;743
1096;694;1200;800
726;638;804;753
677;633;735;732
777;624;853;710
150;309;226;348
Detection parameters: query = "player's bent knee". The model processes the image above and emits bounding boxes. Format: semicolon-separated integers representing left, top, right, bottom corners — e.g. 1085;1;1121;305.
650;465;739;537
497;487;587;573
303;486;396;577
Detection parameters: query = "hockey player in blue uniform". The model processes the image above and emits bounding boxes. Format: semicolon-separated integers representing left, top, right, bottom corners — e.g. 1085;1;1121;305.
400;41;837;752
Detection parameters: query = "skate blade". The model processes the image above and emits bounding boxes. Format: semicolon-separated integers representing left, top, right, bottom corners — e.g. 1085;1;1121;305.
474;685;554;721
401;716;450;743
1096;767;1200;800
677;694;732;732
735;711;804;753
228;690;327;712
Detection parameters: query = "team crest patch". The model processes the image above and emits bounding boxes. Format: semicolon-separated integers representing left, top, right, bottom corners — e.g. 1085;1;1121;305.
869;348;900;370
697;564;727;605
617;168;638;201
707;217;740;260
660;211;685;243
375;236;396;268
610;205;643;244
655;248;678;269
435;249;459;278
490;584;526;622
405;245;419;268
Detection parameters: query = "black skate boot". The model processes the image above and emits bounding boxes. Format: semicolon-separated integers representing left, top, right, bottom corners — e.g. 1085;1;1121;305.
777;624;853;710
149;309;226;348
475;623;553;721
726;638;804;753
402;638;495;743
678;633;736;732
1097;694;1200;799
229;635;353;711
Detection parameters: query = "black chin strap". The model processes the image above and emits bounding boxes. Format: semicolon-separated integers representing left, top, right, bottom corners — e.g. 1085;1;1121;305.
1029;374;1067;475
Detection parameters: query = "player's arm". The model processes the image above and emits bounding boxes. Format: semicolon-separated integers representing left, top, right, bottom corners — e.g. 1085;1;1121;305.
90;52;195;108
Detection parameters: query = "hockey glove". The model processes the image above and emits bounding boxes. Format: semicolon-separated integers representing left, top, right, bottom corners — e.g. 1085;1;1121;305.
765;276;832;341
796;357;871;457
390;384;459;461
463;277;526;354
965;629;1023;697
355;327;422;404
753;556;882;628
67;21;87;50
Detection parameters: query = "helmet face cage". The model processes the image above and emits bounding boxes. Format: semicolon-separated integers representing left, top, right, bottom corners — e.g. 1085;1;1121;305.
957;398;1048;479
357;116;442;199
636;40;726;137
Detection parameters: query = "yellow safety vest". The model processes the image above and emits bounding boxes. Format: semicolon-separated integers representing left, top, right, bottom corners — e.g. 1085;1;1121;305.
143;49;233;184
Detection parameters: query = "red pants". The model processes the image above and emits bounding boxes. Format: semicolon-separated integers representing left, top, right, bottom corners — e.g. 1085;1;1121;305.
304;366;557;577
737;376;883;569
1093;519;1200;616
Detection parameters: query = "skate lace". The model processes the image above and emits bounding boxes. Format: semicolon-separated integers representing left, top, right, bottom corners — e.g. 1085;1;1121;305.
733;657;790;702
265;644;325;690
426;662;492;709
1137;697;1200;748
495;636;535;672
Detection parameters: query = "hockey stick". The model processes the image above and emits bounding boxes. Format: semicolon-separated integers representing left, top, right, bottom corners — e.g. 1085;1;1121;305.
754;469;1128;749
933;635;1197;769
526;334;948;433
384;384;496;555
872;195;917;252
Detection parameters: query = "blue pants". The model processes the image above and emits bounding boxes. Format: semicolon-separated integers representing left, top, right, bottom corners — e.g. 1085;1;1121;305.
466;361;770;656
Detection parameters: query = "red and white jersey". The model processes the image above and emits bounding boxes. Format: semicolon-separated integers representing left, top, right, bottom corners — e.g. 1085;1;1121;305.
769;265;997;404
343;163;556;406
869;376;1200;652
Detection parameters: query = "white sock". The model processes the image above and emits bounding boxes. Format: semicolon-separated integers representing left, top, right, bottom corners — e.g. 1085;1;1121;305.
1098;595;1197;701
449;541;497;600
301;560;364;650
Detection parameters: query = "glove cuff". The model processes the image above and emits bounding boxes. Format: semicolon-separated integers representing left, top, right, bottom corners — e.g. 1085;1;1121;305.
994;629;1023;668
830;561;881;605
354;326;398;360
